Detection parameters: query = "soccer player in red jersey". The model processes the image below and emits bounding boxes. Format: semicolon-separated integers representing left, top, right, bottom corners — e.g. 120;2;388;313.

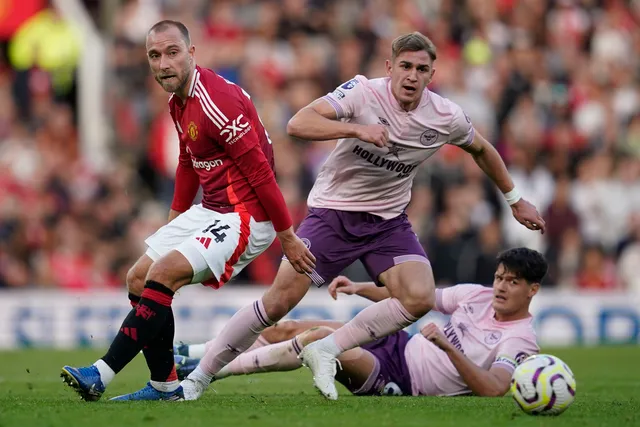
60;20;315;401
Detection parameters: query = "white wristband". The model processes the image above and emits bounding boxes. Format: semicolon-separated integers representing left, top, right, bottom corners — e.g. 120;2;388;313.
504;188;521;206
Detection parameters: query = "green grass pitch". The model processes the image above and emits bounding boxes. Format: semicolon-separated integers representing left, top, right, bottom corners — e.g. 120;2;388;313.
0;346;638;427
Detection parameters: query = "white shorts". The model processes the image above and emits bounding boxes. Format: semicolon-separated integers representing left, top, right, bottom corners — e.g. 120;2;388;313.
144;204;276;288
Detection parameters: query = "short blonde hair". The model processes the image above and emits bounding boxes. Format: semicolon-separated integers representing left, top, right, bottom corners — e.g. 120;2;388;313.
391;32;437;62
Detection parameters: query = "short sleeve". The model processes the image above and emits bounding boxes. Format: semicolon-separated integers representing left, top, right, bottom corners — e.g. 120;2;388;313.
492;336;539;375
322;75;369;119
435;284;488;314
447;104;475;147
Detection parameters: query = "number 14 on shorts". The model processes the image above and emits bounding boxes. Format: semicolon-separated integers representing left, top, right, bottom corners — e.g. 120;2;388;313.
201;220;231;243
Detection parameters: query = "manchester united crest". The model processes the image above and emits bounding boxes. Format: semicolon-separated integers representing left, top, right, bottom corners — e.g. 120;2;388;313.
188;121;198;141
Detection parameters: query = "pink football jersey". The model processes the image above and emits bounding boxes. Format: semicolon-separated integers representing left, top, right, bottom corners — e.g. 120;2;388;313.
307;75;474;219
405;284;539;396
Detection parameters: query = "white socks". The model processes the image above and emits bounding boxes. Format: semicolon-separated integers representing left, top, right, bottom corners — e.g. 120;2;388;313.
93;359;115;387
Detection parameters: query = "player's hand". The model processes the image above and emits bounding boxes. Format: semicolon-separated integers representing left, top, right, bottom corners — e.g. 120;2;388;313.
510;199;546;234
279;230;316;275
328;276;359;300
421;323;452;352
355;124;389;148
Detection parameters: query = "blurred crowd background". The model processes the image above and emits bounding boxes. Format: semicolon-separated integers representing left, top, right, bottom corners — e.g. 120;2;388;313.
0;0;639;291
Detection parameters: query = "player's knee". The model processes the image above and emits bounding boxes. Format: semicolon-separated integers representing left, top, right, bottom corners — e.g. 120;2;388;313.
400;285;435;317
261;296;291;323
126;265;146;296
146;252;193;292
298;326;335;347
262;320;300;343
262;275;310;322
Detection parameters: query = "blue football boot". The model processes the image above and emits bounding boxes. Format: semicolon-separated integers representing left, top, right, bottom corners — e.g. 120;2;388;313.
110;382;184;401
174;355;200;381
61;365;106;401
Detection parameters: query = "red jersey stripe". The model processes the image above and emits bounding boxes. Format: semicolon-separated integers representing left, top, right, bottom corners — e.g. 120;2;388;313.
194;87;225;129
218;170;251;286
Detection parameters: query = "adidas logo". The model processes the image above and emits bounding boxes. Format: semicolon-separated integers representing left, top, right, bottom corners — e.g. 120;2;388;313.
121;327;138;341
196;236;212;249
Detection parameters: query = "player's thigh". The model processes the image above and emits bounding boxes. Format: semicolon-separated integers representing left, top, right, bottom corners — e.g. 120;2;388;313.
380;261;435;316
262;208;368;321
335;348;378;392
146;205;247;288
291;209;365;287
146;249;199;292
126;254;154;296
360;221;435;314
222;217;277;286
144;205;210;262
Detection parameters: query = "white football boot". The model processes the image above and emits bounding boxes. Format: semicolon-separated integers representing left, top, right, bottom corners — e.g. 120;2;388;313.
299;341;339;400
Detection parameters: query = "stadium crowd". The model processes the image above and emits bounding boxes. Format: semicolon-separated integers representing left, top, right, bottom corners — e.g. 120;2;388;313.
0;0;639;291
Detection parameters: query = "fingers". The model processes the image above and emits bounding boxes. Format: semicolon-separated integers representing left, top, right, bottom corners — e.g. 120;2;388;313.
516;211;547;234
305;248;317;264
373;135;386;147
369;126;390;147
303;249;316;267
301;256;315;274
328;281;338;300
523;217;546;233
514;201;546;234
536;216;546;234
291;261;308;275
420;322;436;336
291;263;306;275
289;256;314;275
328;276;352;300
421;324;443;347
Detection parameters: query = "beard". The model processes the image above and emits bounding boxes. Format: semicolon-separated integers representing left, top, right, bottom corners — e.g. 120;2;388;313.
156;72;189;93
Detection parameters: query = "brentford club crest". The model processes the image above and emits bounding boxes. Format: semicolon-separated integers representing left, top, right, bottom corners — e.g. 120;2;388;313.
484;331;503;345
420;129;439;146
188;121;198;141
301;238;311;249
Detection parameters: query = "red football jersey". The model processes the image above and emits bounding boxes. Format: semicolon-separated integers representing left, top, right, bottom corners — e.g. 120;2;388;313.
168;66;276;222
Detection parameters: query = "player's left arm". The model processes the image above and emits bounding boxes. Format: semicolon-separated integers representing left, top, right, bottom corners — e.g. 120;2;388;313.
421;323;511;397
459;129;545;234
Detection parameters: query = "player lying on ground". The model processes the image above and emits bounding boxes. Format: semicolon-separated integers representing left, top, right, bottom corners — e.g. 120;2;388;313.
60;20;314;402
181;31;546;401
176;248;546;397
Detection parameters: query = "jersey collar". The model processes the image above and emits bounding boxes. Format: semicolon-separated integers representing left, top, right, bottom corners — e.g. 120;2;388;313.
171;66;201;108
187;66;201;98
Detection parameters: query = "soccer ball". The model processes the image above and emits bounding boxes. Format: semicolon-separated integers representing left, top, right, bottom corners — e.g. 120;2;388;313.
381;382;403;396
510;354;576;415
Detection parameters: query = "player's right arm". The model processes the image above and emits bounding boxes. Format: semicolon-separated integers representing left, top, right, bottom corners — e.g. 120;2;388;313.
328;276;390;302
287;76;388;147
169;120;200;222
421;323;512;397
